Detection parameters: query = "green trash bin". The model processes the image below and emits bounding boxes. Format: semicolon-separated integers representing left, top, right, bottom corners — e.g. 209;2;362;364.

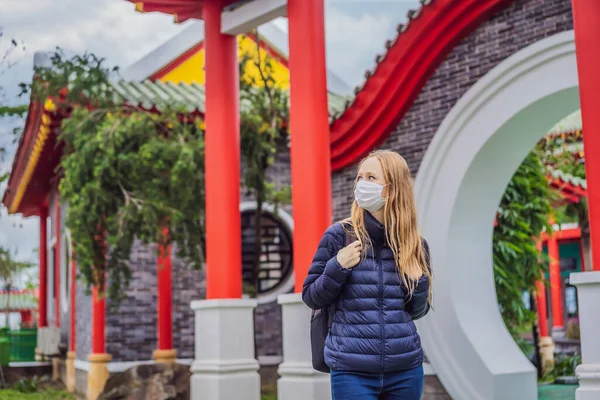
0;334;9;366
9;329;37;362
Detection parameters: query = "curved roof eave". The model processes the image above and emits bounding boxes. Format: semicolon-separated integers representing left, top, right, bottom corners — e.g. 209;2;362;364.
329;0;515;171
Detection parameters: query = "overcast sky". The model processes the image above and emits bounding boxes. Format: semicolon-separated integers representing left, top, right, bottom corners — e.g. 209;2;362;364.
0;0;419;271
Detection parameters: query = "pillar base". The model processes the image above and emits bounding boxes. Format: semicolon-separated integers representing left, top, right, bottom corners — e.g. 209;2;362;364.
539;336;555;373
576;364;600;400
87;353;111;400
190;299;260;400
278;293;331;400
34;347;43;362
51;357;60;381
66;351;76;392
153;349;177;364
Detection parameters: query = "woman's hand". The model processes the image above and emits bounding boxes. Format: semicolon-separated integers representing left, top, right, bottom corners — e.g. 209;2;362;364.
336;240;362;269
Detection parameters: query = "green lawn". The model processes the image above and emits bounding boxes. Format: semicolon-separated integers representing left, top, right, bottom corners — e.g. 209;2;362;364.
0;389;74;399
538;384;577;399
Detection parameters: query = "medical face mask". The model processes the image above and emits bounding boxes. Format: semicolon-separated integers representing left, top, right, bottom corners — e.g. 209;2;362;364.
354;180;387;212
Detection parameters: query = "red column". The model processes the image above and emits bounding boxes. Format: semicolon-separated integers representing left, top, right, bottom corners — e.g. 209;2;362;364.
157;229;173;350
39;206;48;327
54;197;61;327
203;0;242;299
70;250;76;353
535;241;549;337
20;310;33;328
548;235;564;330
91;284;106;354
573;0;600;272
288;0;332;292
536;279;549;337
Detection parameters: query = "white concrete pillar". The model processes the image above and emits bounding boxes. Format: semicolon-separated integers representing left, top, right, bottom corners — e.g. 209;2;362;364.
570;271;600;400
278;293;331;400
190;299;260;400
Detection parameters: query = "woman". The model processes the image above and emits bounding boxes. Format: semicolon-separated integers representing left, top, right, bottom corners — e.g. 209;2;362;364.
302;150;432;400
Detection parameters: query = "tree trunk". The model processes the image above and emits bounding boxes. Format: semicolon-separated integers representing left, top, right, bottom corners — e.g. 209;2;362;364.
580;218;593;272
529;292;543;379
252;200;263;298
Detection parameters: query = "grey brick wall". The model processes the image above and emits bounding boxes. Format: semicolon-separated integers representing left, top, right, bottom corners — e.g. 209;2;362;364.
75;280;92;360
332;0;574;222
106;241;158;361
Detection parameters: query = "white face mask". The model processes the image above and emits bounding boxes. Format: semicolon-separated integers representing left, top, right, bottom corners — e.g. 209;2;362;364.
354;180;387;212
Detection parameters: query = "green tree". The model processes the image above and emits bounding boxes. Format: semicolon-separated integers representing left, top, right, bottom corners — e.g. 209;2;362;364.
20;50;205;304
494;150;554;362
0;246;34;323
239;33;291;297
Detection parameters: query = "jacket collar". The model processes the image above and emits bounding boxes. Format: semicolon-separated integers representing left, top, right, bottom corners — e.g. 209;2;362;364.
365;211;386;245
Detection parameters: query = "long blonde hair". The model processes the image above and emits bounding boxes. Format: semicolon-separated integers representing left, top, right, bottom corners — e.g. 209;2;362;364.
344;150;432;303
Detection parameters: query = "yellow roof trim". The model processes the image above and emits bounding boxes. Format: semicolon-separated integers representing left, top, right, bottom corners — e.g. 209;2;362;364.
9;105;53;214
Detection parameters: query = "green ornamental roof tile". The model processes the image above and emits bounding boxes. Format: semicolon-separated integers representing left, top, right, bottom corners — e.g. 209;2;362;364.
110;80;350;121
547;167;587;190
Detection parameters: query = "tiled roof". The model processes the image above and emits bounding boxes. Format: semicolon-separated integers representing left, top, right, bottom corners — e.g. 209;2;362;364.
548;168;587;190
548;109;581;135
110;80;349;120
0;291;37;311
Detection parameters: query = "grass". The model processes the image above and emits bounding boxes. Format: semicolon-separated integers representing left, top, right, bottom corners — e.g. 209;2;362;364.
0;389;75;399
261;383;277;400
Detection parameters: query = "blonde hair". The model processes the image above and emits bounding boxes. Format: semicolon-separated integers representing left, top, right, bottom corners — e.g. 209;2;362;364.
344;150;432;303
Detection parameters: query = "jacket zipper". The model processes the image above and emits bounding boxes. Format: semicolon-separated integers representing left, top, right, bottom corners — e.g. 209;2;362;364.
378;247;384;374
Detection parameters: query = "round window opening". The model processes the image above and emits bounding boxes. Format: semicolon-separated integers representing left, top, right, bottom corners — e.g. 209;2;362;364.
241;208;293;298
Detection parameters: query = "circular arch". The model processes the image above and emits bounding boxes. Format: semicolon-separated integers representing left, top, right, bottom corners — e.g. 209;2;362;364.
239;202;295;304
414;31;579;400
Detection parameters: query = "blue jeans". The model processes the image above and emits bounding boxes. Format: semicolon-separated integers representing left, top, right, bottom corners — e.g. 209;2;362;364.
331;365;424;400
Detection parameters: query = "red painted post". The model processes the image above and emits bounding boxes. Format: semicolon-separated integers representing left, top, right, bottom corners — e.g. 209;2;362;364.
157;228;173;350
288;0;332;292
54;197;61;327
535;241;549;337
548;235;564;329
39;206;48;327
91;284;106;354
203;0;242;299
536;280;549;337
572;0;600;271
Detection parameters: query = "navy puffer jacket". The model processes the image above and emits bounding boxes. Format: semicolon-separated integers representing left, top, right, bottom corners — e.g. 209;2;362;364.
302;212;431;374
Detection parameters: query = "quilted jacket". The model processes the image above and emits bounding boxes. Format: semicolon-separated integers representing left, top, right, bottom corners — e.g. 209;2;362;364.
302;211;431;373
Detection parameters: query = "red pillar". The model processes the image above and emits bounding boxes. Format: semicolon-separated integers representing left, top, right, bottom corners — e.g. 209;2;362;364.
70;250;76;353
39;206;48;327
535;241;549;337
20;310;33;328
91;285;106;354
536;279;549;337
203;0;242;299
157;229;173;350
54;198;61;327
573;0;600;272
288;0;332;292
548;235;564;330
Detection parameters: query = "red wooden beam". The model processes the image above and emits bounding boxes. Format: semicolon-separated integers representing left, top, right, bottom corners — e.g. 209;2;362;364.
572;0;600;272
288;0;332;292
204;0;242;299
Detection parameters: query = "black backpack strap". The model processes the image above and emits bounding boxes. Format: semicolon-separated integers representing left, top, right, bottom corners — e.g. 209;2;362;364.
327;224;356;328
